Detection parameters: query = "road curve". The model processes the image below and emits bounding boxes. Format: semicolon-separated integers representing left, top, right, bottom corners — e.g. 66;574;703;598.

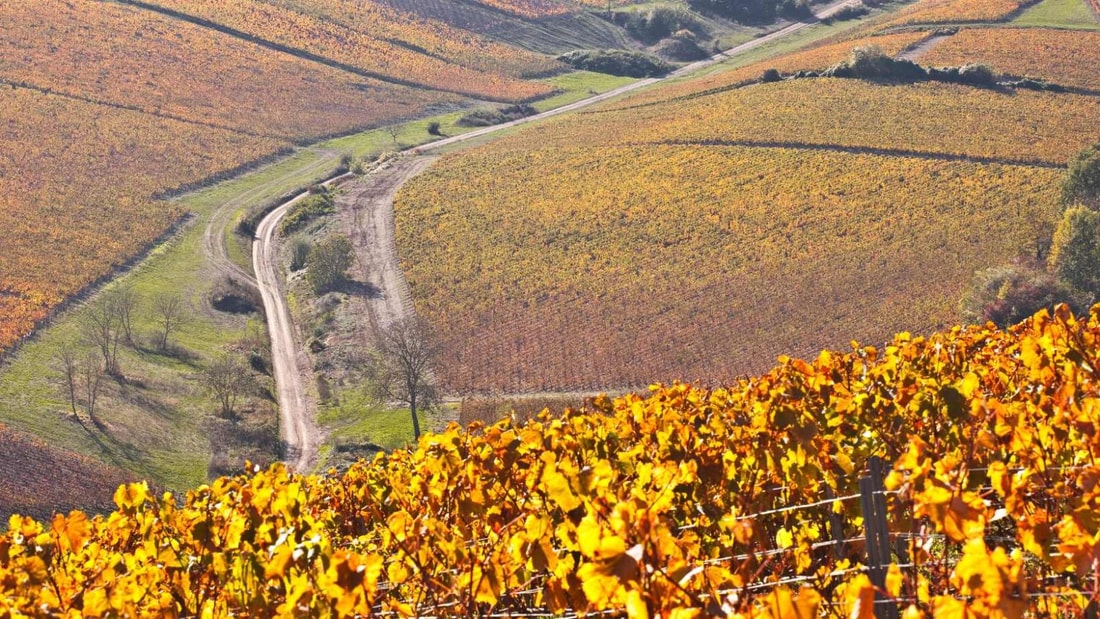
255;0;865;470
204;148;341;289
253;192;321;472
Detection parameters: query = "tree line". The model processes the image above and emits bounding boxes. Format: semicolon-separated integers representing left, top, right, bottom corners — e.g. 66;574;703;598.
962;144;1100;326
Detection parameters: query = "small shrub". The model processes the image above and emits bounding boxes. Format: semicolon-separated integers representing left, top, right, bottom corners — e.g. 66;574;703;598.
960;261;1080;328
830;5;869;21
761;68;782;83
456;104;537;127
306;234;353;294
336;154;352;174
654;35;708;61
211;277;263;316
280;190;335;236
621;5;703;44
289;239;310;271
1063;144;1100;209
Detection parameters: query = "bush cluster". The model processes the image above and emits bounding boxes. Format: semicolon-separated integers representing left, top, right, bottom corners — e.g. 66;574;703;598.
556;49;673;78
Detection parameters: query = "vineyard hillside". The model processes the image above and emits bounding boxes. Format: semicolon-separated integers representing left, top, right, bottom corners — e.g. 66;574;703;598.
7;307;1100;617
394;5;1100;393
0;0;628;356
0;424;132;524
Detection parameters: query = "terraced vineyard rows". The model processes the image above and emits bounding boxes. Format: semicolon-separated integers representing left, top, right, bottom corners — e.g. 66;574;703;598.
7;308;1100;616
0;424;133;524
395;144;1060;392
131;0;556;101
919;28;1100;91
254;0;562;77
0;0;456;141
591;80;1100;166
0;87;287;352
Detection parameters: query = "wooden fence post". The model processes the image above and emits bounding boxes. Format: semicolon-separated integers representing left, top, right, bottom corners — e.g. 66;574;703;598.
861;456;899;619
824;485;846;560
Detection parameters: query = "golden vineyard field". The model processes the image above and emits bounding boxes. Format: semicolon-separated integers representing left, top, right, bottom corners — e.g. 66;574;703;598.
919;28;1100;92
0;86;287;351
595;80;1100;166
250;0;561;79
470;0;573;18
6;307;1100;617
0;0;455;141
396;144;1059;392
136;0;556;101
879;0;1028;27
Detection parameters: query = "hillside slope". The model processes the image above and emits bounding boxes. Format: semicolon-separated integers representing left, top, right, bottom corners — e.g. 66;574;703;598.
393;0;1100;393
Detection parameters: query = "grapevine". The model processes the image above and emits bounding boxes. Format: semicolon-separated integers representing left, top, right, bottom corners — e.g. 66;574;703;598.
7;307;1100;617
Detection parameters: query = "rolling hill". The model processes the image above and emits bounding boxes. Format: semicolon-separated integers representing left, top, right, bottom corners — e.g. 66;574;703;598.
393;0;1100;393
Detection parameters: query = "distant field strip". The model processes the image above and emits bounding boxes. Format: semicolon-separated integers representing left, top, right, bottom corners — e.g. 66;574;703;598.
0;423;132;524
918;28;1100;91
122;0;556;101
0;0;455;141
0;87;288;352
579;80;1100;166
659;139;1068;169
395;144;1060;393
879;0;1032;27
608;32;930;108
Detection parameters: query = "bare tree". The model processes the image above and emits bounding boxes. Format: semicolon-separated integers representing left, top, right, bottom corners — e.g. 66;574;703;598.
385;124;400;144
112;287;139;345
202;352;251;418
153;293;188;351
80;351;104;426
56;344;79;416
81;296;122;376
373;317;440;440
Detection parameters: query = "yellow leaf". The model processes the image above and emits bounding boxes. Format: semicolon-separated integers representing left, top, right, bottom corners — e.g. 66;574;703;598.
541;455;581;512
625;589;649;619
886;563;903;598
775;527;794;549
844;574;876;619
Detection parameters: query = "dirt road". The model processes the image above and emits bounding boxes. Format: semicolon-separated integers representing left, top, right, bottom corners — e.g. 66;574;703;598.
340;157;438;338
202;148;340;291
253;191;319;472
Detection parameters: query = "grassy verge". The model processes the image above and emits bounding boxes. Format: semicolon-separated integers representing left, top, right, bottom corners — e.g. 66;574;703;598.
531;71;638;112
0;149;345;491
1014;0;1100;28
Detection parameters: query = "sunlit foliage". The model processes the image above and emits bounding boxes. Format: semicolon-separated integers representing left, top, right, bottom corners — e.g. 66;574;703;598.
6;307;1100;617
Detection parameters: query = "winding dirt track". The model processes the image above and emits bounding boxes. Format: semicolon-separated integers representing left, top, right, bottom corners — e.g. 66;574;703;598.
203;148;340;289
253;191;321;472
254;0;864;471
